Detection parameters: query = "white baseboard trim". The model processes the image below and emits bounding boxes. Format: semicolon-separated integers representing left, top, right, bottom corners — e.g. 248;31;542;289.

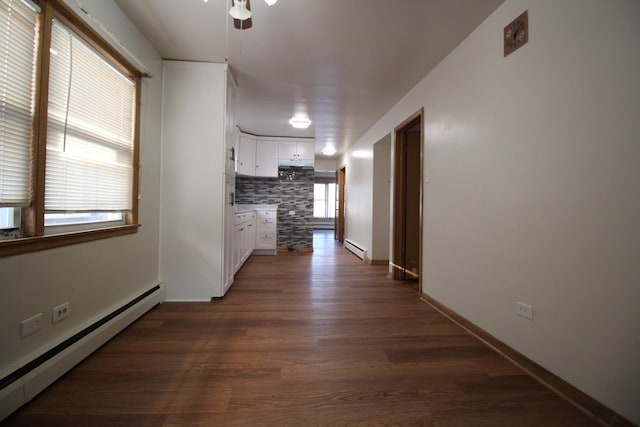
0;284;165;421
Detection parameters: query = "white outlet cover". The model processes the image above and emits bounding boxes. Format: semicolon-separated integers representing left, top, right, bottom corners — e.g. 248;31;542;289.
52;302;70;324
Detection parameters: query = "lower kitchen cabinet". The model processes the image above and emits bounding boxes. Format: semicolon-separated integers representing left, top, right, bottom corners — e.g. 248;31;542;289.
234;211;255;273
233;205;278;272
254;208;277;255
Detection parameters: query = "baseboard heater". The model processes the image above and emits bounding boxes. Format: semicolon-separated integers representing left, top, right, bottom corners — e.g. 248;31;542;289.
344;239;366;260
0;284;165;421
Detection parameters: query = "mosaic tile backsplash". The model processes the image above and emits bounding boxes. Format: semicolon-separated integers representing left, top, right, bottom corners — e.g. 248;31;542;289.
235;167;314;249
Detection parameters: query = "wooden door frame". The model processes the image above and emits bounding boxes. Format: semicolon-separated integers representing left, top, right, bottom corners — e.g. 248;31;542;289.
391;109;424;294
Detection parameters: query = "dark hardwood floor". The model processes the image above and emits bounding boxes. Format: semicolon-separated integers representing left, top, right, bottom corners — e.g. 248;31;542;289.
3;230;599;426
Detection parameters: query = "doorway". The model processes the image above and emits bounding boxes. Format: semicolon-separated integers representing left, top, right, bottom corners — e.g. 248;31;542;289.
335;166;346;242
392;109;423;293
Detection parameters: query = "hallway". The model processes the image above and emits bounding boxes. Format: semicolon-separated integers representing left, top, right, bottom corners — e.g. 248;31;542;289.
3;232;598;426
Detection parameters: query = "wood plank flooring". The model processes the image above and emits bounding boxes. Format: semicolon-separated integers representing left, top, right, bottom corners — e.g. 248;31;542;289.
3;231;599;426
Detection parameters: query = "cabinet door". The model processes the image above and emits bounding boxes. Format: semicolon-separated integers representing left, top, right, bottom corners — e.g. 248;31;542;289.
255;140;279;177
256;210;276;232
224;179;235;288
296;141;315;160
224;78;237;176
233;225;242;272
278;140;297;161
255;233;276;250
237;135;256;176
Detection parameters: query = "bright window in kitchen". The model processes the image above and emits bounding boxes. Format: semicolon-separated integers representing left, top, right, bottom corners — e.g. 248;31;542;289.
314;182;336;218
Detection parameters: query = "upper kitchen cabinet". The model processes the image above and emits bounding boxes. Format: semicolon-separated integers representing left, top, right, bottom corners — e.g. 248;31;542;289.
160;61;237;300
278;140;315;167
236;133;279;178
237;134;256;176
255;140;279;177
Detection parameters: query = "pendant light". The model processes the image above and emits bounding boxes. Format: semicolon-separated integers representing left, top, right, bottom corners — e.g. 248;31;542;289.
229;0;252;21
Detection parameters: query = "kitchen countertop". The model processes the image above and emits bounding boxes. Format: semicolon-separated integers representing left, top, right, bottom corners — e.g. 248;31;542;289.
235;204;279;213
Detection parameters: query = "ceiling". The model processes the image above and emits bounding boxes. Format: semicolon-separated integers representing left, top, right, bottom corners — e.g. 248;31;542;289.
114;0;505;159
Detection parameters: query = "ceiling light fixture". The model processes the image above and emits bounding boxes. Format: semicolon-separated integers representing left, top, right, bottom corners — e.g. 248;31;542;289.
229;0;252;21
321;146;336;156
229;0;276;30
289;116;311;129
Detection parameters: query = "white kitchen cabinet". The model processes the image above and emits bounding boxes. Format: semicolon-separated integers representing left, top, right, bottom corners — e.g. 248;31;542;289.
278;139;315;167
160;61;237;300
296;141;316;160
234;211;255;273
254;208;277;254
255;140;279;177
237;133;279;177
224;94;238;289
237;134;256;176
278;141;297;161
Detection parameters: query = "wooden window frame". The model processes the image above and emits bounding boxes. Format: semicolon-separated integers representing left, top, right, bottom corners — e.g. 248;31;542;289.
0;0;141;258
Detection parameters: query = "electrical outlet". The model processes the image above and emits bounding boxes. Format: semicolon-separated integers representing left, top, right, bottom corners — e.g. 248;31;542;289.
21;313;42;338
52;302;70;324
288;210;295;215
516;301;533;320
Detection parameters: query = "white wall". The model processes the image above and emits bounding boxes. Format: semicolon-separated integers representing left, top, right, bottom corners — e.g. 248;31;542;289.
371;135;391;261
315;158;338;171
0;0;162;382
341;0;640;423
341;145;374;252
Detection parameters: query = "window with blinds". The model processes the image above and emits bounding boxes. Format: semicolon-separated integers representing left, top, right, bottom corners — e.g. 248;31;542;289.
0;0;140;254
314;182;336;218
0;0;38;208
45;19;135;218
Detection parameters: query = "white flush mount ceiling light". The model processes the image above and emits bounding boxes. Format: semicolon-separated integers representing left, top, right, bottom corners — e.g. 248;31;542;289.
289;116;311;129
265;0;278;5
321;145;336;156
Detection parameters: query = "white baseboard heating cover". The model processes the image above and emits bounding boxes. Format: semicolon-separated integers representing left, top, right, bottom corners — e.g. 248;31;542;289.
0;284;165;421
344;239;366;260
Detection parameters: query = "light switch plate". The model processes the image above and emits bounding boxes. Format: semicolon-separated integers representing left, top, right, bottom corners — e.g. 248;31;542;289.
516;301;533;320
21;313;42;338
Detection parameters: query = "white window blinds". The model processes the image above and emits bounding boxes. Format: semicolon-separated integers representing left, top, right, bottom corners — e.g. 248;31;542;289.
0;0;38;207
45;19;135;212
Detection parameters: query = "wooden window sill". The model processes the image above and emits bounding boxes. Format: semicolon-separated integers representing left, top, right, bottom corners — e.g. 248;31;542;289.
0;224;140;258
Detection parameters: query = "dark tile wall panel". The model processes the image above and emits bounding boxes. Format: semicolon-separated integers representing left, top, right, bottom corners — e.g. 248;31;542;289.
236;167;314;249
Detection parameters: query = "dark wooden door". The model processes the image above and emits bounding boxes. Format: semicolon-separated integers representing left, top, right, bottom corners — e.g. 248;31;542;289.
392;110;423;289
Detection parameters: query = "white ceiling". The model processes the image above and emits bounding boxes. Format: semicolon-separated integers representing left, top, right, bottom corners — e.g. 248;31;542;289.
114;0;505;159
